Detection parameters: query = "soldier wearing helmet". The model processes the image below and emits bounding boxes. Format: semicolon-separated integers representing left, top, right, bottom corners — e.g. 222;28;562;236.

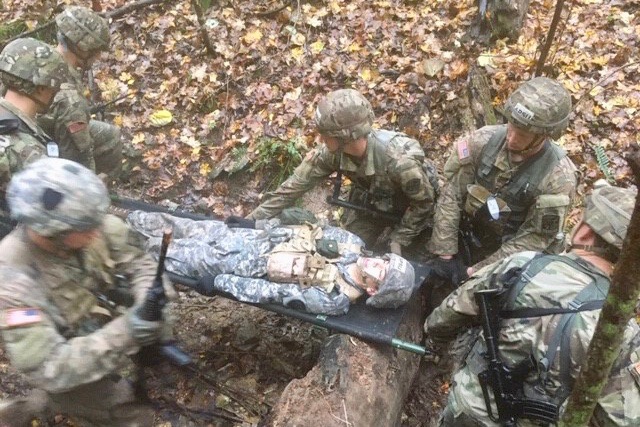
0;38;69;189
247;88;439;257
424;183;640;426
0;157;173;426
125;209;417;315
427;77;578;287
37;6;123;182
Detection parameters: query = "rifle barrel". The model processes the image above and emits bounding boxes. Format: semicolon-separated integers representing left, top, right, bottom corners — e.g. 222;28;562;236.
156;229;173;279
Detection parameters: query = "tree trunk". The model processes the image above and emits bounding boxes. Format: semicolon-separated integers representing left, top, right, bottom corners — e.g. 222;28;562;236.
268;294;425;427
476;0;531;41
559;145;640;426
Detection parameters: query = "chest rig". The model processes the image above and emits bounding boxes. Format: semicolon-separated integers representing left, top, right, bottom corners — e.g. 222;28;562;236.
471;127;566;242
266;224;349;293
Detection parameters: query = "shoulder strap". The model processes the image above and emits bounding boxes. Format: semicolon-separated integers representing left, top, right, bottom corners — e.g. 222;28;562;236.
0;111;23;135
477;126;507;181
0;109;48;146
499;254;610;403
502;141;566;203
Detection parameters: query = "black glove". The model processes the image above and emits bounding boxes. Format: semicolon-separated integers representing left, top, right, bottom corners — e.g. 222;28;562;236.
194;275;217;296
429;256;469;286
225;216;256;229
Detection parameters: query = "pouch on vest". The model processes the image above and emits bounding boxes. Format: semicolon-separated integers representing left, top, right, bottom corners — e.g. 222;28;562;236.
316;239;339;258
464;184;511;218
266;252;336;293
267;252;308;283
533;194;570;237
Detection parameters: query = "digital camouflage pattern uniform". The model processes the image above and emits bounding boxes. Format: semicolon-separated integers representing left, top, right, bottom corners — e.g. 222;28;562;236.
426;185;639;426
0;159;168;426
428;77;577;271
37;64;123;179
248;129;438;249
127;211;416;315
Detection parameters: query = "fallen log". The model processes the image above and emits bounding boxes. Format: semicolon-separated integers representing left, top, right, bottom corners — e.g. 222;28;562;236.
268;290;426;427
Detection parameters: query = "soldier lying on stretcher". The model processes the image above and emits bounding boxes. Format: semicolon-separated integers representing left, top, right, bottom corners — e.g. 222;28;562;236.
126;209;416;316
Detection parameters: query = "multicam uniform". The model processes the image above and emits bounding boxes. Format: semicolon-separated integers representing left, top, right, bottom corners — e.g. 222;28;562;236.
0;98;49;191
0;215;159;426
425;250;640;426
0;38;68;238
37;64;123;178
427;124;577;270
249;130;438;249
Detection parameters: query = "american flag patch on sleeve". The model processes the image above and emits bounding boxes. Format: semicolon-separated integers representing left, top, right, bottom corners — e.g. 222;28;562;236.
3;308;43;328
457;139;470;160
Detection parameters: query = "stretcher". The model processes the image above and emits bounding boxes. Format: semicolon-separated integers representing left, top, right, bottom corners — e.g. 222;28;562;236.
113;195;434;356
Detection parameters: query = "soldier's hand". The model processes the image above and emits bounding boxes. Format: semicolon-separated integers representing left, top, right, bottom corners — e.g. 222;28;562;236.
389;241;402;256
127;311;163;346
429;255;469;286
225;215;256;229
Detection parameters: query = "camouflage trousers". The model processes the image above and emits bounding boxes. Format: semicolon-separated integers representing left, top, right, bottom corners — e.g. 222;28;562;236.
0;376;153;427
60;120;123;180
91;120;123;180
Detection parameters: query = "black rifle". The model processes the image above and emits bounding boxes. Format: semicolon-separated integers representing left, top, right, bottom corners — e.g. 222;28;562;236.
326;170;403;222
135;229;192;400
474;288;559;426
89;91;137;116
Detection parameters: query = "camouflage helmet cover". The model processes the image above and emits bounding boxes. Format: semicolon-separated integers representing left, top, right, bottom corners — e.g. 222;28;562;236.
56;6;110;54
7;157;109;236
366;253;416;309
504;77;572;137
315;89;375;140
584;184;637;250
0;38;68;92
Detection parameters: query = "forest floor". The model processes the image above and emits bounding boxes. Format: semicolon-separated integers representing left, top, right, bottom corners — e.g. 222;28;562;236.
0;0;638;425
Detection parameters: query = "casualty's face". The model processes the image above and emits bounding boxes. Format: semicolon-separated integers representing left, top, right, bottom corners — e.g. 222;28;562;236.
356;257;389;291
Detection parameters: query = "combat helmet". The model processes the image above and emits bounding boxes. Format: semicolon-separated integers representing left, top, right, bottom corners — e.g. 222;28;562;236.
504;77;572;138
366;253;416;309
315;89;375;140
56;6;110;56
7;157;109;236
583;183;637;250
0;38;68;94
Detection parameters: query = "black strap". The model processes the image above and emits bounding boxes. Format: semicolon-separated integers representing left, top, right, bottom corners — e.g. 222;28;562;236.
500;299;605;318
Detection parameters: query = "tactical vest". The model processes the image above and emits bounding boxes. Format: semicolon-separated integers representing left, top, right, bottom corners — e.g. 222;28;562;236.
0;109;49;147
470;253;609;416
473;127;566;238
345;130;439;214
267;224;336;292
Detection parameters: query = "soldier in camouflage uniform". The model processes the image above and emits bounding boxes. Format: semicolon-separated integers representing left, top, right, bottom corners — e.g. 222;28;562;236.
127;210;416;315
0;158;173;426
428;77;578;285
0;38;68;191
424;183;640;426
0;38;69;239
247;89;439;257
37;6;123;181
